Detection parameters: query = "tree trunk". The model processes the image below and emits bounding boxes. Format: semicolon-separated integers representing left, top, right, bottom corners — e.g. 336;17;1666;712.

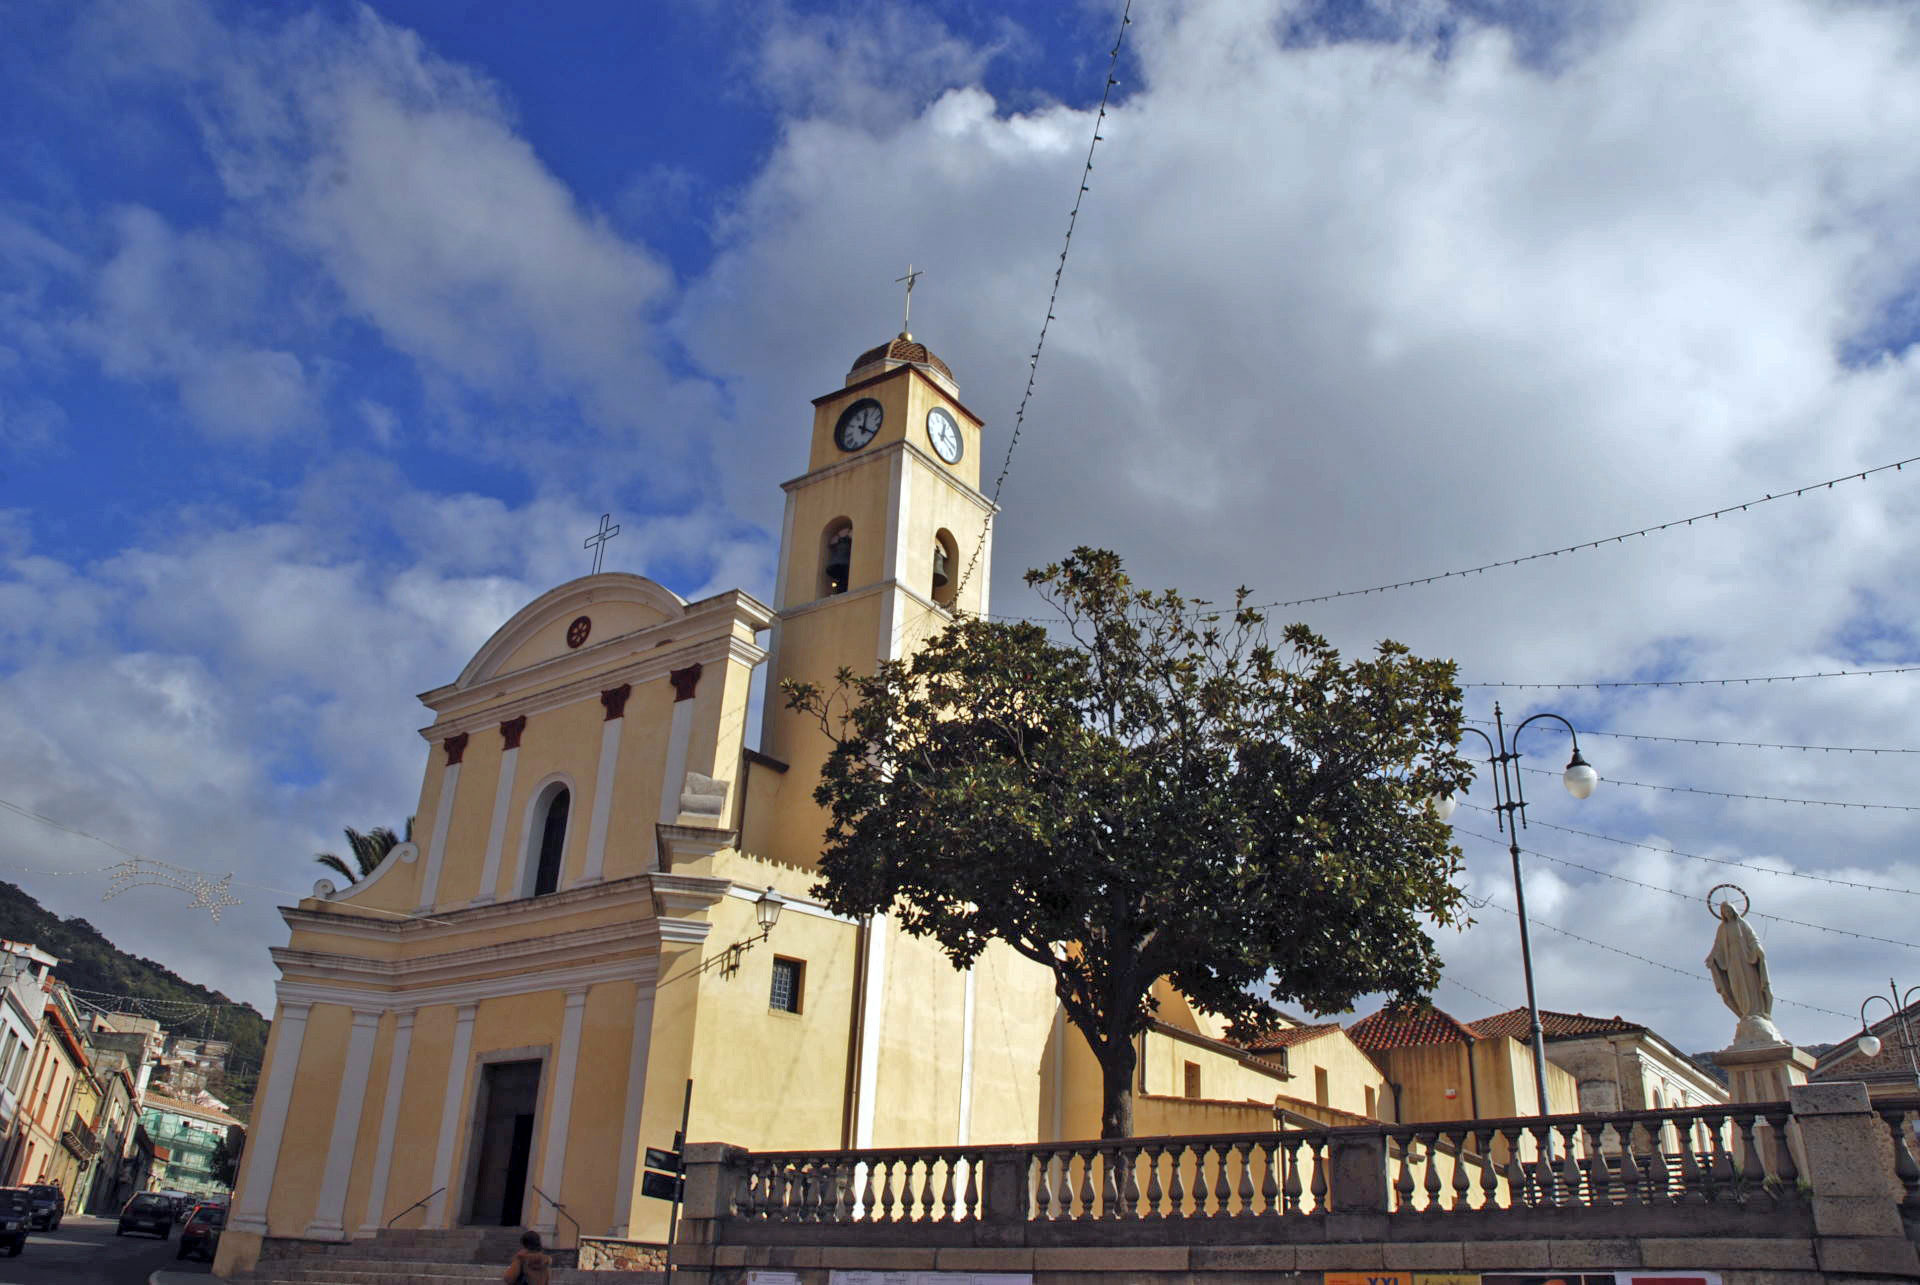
1097;1034;1137;1139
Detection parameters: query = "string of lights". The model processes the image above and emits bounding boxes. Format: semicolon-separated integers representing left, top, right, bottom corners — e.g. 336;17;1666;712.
1439;973;1511;1013
1467;718;1920;756
1175;453;1920;615
1475;897;1850;1020
954;0;1134;602
1453;825;1920;953
1456;802;1920;898
1465;663;1920;691
1517;763;1920;811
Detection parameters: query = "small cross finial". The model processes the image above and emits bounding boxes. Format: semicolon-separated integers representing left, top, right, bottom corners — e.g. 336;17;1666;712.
895;264;924;336
584;512;622;575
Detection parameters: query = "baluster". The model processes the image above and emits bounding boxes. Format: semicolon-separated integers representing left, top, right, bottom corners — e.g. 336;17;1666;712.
1165;1142;1187;1217
1423;1132;1444;1210
1076;1148;1096;1220
1557;1123;1584;1206
1501;1126;1529;1207
796;1163;815;1222
741;1164;762;1219
1100;1147;1120;1219
1710;1113;1738;1199
858;1159;878;1220
1582;1124;1611;1206
1212;1142;1233;1215
1676;1113;1707;1202
936;1155;956;1222
1617;1123;1643;1207
1533;1123;1560;1206
1881;1110;1920;1213
964;1153;981;1220
1762;1106;1797;1192
1734;1112;1764;1201
1232;1141;1253;1216
1309;1139;1329;1213
1445;1128;1469;1211
831;1159;851;1221
1140;1143;1162;1218
920;1156;939;1220
878;1157;899;1221
1647;1124;1674;1203
1393;1134;1416;1211
1033;1151;1053;1221
1281;1137;1303;1213
1261;1139;1280;1215
1123;1145;1143;1219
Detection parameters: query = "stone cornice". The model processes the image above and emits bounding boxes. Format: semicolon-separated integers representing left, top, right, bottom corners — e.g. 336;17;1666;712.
286;872;665;942
780;439;997;516
417;632;766;741
274;953;662;1014
271;918;665;991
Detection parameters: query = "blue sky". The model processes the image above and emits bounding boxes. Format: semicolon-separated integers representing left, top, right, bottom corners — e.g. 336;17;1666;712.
5;0;1920;1052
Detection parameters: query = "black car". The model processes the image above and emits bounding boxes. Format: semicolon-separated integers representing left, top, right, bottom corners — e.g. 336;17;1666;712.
22;1186;59;1232
117;1192;173;1239
176;1203;224;1261
0;1189;28;1256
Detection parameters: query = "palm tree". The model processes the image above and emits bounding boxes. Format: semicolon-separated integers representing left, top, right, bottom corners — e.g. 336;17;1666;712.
314;817;415;885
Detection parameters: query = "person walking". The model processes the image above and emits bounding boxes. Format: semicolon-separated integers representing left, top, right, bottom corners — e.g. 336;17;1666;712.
502;1229;552;1285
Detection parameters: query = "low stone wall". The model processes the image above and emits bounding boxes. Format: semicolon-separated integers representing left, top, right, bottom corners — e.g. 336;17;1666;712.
581;1236;670;1271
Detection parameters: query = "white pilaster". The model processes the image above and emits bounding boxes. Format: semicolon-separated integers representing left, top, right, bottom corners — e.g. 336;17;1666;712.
360;1009;416;1235
230;1000;312;1235
305;1008;382;1239
853;915;888;1148
577;719;623;886
758;489;799;736
656;702;695;844
608;978;659;1237
534;988;590;1234
416;761;462;914
956;964;976;1145
876;450;911;662
472;747;519;906
426;1003;478;1227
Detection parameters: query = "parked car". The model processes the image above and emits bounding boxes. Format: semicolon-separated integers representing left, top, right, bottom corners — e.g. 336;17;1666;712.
0;1188;29;1256
22;1186;60;1232
117;1192;173;1239
176;1203;224;1261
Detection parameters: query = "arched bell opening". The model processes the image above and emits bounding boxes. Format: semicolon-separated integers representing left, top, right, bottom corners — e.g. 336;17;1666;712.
931;528;958;608
820;518;853;597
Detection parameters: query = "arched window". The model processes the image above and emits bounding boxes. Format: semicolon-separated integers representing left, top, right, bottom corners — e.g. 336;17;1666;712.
931;529;958;607
531;787;570;897
820;519;853;597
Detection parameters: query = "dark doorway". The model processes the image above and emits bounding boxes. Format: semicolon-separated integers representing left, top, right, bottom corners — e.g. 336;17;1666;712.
467;1060;541;1226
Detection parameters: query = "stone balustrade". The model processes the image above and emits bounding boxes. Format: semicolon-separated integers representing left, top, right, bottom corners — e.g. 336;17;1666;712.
673;1084;1920;1284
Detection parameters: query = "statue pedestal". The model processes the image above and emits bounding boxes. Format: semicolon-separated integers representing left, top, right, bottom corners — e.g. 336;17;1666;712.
1717;1040;1817;1102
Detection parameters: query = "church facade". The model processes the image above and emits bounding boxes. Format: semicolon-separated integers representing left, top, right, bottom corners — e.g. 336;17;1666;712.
215;336;1443;1279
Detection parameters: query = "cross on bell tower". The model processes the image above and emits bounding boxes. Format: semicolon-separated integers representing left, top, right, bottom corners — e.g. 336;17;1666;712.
583;513;621;574
894;264;924;336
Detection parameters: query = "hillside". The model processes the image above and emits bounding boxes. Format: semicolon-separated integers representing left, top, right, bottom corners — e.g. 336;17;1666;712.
0;881;268;1115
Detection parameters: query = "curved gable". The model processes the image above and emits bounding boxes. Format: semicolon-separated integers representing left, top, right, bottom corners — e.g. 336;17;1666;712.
456;573;688;689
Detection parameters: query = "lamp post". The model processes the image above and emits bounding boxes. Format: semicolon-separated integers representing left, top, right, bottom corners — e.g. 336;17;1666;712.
1432;703;1598;1118
1855;979;1920;1084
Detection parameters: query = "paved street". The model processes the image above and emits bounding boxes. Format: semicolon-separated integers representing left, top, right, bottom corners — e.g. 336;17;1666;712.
0;1214;212;1285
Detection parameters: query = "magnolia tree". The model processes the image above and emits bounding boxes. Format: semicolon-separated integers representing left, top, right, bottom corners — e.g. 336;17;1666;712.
785;549;1471;1137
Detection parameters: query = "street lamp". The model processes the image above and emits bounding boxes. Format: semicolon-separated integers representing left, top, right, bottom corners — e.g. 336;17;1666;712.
1432;702;1598;1118
1855;979;1920;1082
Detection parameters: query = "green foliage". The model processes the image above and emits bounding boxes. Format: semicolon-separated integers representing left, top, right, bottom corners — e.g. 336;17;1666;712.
0;881;270;1117
786;548;1471;1136
314;817;414;883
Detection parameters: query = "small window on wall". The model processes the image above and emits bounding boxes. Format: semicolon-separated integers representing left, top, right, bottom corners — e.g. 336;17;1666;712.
820;520;853;597
531;787;570;897
1314;1067;1330;1107
931;529;958;607
770;957;805;1014
1183;1061;1202;1099
1364;1085;1376;1119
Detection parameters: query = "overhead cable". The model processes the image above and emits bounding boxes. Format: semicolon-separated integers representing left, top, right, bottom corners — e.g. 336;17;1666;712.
1457;802;1920;898
1465;663;1920;691
955;0;1134;602
1517;764;1920;811
1478;719;1920;755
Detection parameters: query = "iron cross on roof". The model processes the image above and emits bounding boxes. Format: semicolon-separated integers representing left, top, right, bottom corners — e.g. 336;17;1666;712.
584;512;621;574
895;263;924;335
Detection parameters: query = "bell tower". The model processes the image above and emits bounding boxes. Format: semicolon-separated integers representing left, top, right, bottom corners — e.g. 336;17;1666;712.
752;332;994;863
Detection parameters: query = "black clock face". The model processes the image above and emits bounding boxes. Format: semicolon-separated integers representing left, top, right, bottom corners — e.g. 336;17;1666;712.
834;398;883;451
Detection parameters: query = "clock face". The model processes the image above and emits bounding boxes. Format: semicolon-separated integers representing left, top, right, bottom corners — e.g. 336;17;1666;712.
834;398;884;451
926;406;963;464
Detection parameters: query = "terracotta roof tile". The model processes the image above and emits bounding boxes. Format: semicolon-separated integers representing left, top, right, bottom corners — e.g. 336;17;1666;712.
1472;1008;1646;1041
1236;1023;1342;1052
1347;1003;1482;1051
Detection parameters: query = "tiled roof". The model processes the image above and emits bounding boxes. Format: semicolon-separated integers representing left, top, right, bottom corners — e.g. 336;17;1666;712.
849;335;955;383
1813;999;1920;1080
1472;1008;1646;1041
1347;1003;1482;1051
1236;1023;1342;1052
144;1090;242;1129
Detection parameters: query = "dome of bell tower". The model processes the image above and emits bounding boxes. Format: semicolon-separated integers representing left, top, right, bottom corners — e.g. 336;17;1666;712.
846;332;957;393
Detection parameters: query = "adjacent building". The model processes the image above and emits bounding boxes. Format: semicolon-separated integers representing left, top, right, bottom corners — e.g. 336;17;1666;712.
141;1089;241;1200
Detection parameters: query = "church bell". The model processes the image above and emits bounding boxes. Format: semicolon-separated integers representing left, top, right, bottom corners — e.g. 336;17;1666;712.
931;540;951;591
824;529;852;595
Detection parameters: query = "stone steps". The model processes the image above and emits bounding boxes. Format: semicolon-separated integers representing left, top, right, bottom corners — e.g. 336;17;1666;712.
242;1229;657;1285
